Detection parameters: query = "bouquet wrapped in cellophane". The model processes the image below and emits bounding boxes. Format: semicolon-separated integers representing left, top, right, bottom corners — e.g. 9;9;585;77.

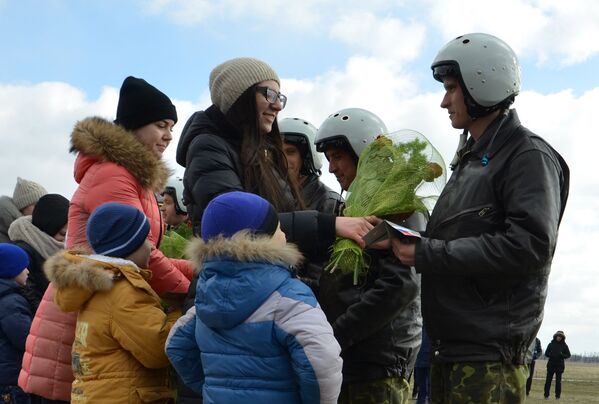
326;129;446;284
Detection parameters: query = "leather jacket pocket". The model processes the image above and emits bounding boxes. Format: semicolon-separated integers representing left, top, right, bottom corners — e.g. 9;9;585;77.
434;205;501;239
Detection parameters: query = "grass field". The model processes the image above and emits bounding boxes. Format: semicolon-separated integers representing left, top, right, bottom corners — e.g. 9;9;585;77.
524;360;599;403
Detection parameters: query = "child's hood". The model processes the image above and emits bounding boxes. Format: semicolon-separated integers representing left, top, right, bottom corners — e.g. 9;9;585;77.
44;250;151;312
187;232;303;329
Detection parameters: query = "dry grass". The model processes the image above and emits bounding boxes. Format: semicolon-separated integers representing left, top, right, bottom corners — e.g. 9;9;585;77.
525;360;599;403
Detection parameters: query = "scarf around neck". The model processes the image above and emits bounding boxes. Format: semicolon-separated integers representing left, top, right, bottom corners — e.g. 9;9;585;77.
8;215;64;259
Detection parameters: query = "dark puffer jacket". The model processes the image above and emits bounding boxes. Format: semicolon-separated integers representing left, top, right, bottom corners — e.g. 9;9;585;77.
545;332;571;372
0;279;32;386
318;250;421;383
415;109;570;365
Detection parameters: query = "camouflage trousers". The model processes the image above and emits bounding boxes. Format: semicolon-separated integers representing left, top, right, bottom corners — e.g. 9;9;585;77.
338;376;411;404
430;361;528;404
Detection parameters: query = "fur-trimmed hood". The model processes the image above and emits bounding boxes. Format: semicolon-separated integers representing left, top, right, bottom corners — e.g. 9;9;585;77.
187;231;303;273
44;250;153;312
187;232;304;329
70;117;170;192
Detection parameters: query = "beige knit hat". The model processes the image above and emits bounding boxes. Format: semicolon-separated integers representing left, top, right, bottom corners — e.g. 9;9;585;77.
209;57;280;114
12;177;48;210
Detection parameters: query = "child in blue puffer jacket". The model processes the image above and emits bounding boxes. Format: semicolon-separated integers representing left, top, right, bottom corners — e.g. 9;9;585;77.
0;243;32;404
166;191;342;404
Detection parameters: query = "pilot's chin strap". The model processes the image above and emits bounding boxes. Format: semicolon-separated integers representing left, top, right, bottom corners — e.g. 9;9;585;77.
449;129;468;171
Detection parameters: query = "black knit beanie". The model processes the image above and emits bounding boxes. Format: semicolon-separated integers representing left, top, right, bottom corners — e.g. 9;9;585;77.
114;76;178;131
32;194;70;237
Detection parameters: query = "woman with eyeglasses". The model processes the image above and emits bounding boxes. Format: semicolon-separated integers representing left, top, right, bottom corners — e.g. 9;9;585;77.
174;57;376;402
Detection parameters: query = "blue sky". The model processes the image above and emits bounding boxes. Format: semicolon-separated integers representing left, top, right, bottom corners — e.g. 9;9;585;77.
1;0;598;354
3;0;597;99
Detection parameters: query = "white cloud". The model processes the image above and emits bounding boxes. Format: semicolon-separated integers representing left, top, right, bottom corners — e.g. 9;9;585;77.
330;12;427;64
143;0;599;67
426;0;599;66
0;82;203;199
141;0;333;29
143;0;214;26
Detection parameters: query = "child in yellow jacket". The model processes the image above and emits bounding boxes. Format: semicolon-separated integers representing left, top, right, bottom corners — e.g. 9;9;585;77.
45;202;179;403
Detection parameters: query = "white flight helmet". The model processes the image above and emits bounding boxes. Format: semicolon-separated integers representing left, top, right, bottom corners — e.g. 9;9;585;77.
162;176;187;215
431;33;521;118
279;117;323;176
315;108;388;159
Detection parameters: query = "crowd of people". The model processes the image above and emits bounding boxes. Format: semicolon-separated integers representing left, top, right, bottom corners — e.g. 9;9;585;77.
0;32;570;404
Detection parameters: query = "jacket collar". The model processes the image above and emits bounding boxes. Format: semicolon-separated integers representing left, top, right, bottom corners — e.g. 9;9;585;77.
44;250;157;311
176;105;243;167
188;231;303;275
70;117;170;192
464;109;521;158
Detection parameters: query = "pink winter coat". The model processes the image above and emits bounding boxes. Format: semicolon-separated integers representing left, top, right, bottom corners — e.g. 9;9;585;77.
19;117;193;400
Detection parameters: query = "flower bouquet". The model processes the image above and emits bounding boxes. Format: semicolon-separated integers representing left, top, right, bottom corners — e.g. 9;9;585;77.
326;129;446;284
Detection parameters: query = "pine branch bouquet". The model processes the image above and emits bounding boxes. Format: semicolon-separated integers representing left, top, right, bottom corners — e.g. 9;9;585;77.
326;129;446;284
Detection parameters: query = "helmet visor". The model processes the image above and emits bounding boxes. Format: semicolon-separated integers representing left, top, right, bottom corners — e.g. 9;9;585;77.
432;63;460;82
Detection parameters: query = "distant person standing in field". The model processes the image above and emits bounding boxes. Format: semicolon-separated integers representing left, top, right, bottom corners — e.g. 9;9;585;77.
544;331;571;400
526;337;543;396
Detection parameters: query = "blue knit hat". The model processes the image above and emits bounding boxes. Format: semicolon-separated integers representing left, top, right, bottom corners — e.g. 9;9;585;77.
201;191;279;241
0;243;29;279
87;203;150;258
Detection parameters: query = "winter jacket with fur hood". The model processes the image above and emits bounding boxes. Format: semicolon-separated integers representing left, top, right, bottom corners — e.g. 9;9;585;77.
44;250;179;403
166;233;343;404
18;117;192;401
66;117;192;293
545;332;571;371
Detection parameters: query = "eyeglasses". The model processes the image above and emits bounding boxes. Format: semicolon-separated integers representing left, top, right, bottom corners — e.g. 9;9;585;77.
256;86;287;109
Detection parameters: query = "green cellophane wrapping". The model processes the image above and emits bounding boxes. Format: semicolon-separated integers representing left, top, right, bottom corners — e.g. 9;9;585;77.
325;131;445;284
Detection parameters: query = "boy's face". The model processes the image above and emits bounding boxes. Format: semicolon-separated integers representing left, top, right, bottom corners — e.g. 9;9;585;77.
160;194;186;227
324;145;357;191
128;239;152;269
282;142;302;182
271;223;287;247
14;267;29;286
53;224;68;242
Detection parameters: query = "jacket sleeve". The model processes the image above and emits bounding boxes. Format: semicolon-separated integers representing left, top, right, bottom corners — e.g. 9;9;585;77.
184;134;244;231
0;295;32;351
331;255;419;350
417;148;566;276
147;249;193;295
165;306;204;395
562;344;571;359
84;164;192;295
110;287;179;369
274;286;342;404
279;211;336;261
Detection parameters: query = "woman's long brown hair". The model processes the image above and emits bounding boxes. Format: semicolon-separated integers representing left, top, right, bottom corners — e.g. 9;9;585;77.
226;85;305;212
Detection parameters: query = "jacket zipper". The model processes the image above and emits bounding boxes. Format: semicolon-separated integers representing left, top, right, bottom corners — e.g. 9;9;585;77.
432;205;494;231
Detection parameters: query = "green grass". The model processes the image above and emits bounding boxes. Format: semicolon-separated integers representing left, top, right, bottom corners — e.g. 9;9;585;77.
525;360;599;403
